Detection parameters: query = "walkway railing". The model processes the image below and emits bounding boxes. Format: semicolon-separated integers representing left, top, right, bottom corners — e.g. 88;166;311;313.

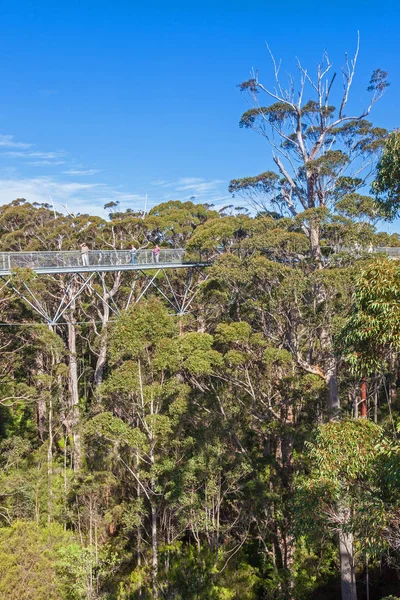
0;249;186;271
1;246;400;273
372;247;400;257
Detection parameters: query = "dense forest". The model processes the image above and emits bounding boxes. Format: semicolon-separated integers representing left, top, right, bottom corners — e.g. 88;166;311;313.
2;47;400;600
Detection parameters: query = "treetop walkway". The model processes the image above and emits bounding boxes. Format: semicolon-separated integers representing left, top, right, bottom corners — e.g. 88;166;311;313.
0;246;398;277
373;246;400;257
0;248;200;276
0;246;398;325
0;248;209;324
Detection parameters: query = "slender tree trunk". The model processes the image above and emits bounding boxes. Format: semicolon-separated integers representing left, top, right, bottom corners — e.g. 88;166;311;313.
149;442;159;599
150;492;159;599
326;362;339;418
389;352;397;404
67;294;81;470
309;223;323;267
36;352;46;441
93;289;110;388
137;476;143;597
360;377;367;418
94;328;108;387
320;327;340;418
338;527;357;600
47;393;53;523
279;400;295;599
94;273;121;387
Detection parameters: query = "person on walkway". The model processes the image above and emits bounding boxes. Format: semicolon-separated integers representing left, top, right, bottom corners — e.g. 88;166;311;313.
153;244;160;263
80;243;89;266
131;244;137;265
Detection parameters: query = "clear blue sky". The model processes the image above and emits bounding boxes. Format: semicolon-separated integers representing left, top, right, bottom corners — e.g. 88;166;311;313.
0;0;399;227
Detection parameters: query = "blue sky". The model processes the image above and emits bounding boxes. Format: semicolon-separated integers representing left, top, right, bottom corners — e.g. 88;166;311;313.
0;0;399;228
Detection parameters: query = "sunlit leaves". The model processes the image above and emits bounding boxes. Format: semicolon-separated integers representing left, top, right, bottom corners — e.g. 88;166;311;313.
374;129;400;219
341;257;400;374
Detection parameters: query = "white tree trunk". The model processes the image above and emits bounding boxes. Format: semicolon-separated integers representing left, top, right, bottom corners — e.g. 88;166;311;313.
309;223;323;267
94;329;108;387
94;273;121;387
36;351;46;441
326;360;340;418
67;297;81;470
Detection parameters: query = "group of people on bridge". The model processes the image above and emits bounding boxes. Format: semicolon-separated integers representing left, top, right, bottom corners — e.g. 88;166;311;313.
79;243;161;266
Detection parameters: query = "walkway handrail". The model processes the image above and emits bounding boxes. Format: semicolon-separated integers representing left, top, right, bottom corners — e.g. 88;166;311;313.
0;248;186;271
2;245;399;273
372;247;400;256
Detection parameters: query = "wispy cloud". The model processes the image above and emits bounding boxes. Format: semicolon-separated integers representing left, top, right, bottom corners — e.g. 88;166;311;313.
0;134;32;149
0;176;146;217
29;160;67;166
176;177;205;186
3;150;64;159
63;169;101;176
151;177;231;205
151;179;169;186
152;177;207;190
3;149;66;167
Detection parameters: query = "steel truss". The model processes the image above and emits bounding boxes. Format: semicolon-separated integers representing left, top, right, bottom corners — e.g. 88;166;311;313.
0;266;209;325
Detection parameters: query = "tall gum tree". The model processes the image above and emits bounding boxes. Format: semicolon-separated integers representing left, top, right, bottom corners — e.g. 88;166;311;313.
228;36;389;415
298;420;390;600
230;37;388;264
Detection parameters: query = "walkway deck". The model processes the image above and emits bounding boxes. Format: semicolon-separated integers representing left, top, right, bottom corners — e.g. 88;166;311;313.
0;249;206;276
0;246;398;277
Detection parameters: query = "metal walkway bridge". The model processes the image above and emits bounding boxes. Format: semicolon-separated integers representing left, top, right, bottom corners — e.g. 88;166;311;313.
0;248;201;276
0;249;209;325
0;246;398;276
0;246;398;326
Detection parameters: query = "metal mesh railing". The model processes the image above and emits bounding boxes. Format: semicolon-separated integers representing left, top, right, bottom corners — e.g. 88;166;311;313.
372;247;400;257
324;246;400;257
0;249;186;271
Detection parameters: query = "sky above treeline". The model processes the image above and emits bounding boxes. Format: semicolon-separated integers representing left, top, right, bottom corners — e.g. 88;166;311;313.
0;0;399;229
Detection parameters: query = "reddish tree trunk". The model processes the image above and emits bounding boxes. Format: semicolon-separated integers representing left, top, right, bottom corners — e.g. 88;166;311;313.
360;378;367;418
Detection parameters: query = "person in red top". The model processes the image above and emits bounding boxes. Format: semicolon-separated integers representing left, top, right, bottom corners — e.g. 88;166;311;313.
153;245;160;263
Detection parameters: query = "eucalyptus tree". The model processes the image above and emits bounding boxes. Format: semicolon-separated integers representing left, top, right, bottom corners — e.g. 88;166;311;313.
192;214;355;415
298;419;390;600
88;298;219;598
231;38;388;263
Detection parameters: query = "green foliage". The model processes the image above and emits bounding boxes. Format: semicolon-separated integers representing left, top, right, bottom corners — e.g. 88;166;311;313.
298;420;393;558
109;297;178;362
1;183;400;600
335;192;382;221
57;542;119;600
305;419;383;491
159;542;261;599
0;521;73;599
341;257;400;374
374;129;400;219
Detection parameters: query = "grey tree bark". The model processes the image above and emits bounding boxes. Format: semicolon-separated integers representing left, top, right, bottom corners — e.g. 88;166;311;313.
93;272;121;387
36;351;46;441
339;527;357;600
67;288;81;470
